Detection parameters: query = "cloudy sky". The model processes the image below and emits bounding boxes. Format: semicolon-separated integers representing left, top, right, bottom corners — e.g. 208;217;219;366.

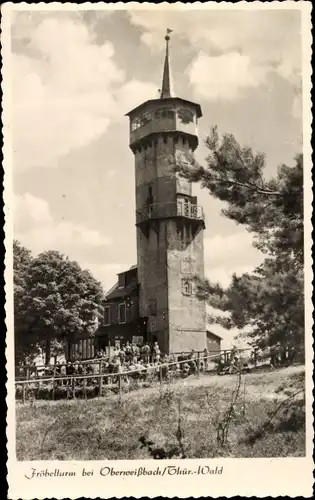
11;7;303;347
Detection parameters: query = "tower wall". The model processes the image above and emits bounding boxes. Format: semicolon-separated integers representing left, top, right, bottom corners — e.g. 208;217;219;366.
137;222;170;353
134;135;206;354
135;136;192;208
166;220;206;353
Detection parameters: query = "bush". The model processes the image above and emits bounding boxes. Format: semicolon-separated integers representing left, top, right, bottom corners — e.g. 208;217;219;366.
240;396;305;446
37;385;53;400
54;386;70;400
272;400;305;433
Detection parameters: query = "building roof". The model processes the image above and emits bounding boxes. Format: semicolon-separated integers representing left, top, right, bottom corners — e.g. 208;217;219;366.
206;330;223;341
105;282;138;301
105;264;138;301
117;264;137;276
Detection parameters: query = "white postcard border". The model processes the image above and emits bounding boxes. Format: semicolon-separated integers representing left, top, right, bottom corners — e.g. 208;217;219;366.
3;2;313;498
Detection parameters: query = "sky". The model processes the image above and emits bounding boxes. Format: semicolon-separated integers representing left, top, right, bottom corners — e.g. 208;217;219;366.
11;7;303;348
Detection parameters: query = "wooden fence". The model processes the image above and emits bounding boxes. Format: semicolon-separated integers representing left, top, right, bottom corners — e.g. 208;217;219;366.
15;348;248;381
15;349;253;403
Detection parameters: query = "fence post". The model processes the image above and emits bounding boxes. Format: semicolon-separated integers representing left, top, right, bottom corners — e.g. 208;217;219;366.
52;366;56;400
83;377;87;399
99;374;103;398
159;365;163;384
118;373;122;400
197;352;200;377
22;382;26;404
24;366;30;402
72;377;75;399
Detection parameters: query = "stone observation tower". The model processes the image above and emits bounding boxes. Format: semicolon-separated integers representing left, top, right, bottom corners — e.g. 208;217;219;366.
126;30;206;354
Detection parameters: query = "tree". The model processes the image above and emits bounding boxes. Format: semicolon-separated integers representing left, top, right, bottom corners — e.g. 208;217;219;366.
14;244;104;364
14;240;39;363
176;127;304;358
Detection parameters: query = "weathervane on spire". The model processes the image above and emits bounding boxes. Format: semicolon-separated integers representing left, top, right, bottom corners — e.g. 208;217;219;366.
160;29;174;99
165;28;173;41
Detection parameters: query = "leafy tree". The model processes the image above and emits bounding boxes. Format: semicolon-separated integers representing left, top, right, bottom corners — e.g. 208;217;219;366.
14;244;104;364
176;127;304;358
14;240;39;363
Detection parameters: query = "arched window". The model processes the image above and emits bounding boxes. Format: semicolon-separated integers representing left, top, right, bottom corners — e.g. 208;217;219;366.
182;280;192;296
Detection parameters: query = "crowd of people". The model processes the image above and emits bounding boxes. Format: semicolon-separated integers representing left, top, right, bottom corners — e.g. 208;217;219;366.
18;342;213;386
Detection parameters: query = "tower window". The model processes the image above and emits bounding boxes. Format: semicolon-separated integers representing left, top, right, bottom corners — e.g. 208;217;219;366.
182;280;193;296
166;109;175;119
155;108;175;120
131;117;141;131
184;197;190;217
147;186;153;210
150;319;157;331
177;108;194;124
141;112;152;126
148;299;157;316
118;303;126;324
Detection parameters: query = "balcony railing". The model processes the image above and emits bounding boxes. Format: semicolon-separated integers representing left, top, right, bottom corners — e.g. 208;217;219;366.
136;201;205;225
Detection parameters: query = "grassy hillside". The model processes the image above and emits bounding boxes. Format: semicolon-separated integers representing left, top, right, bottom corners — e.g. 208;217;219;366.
16;365;305;461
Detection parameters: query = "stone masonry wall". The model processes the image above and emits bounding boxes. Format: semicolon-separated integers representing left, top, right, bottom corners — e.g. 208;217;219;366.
166;219;206;353
134;128;206;354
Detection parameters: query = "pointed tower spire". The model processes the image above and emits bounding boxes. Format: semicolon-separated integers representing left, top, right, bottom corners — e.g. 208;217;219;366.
160;29;174;99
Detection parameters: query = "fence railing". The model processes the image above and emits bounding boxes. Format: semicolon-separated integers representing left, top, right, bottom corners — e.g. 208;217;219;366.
15;349;249;381
136;201;205;225
15;352;246;403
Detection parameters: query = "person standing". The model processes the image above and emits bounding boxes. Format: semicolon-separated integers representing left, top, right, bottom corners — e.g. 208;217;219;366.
141;342;151;363
132;343;140;363
119;345;126;366
152;341;161;364
125;341;132;362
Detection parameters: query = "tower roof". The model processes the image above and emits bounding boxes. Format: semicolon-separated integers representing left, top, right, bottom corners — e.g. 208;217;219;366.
160;29;173;98
125;29;202;118
125;96;202;119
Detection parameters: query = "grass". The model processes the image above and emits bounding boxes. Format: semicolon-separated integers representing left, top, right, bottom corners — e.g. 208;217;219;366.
16;365;305;460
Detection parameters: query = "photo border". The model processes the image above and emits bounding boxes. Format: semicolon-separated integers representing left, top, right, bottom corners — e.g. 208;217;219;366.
3;2;313;498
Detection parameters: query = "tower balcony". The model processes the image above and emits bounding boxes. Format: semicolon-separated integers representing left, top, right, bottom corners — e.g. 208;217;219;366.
136;201;205;226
